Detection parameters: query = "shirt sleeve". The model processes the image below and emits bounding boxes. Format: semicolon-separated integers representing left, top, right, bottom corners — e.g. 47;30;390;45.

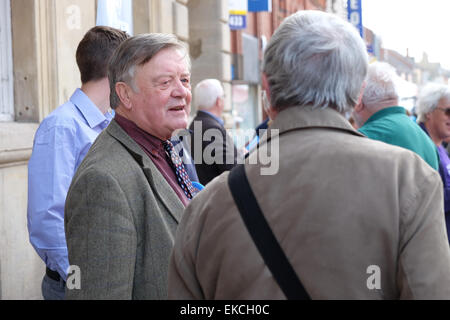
27;124;78;281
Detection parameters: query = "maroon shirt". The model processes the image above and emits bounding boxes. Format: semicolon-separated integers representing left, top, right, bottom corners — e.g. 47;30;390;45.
114;113;189;207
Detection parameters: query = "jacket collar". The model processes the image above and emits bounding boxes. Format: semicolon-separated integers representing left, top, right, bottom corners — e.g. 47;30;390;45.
106;119;185;222
197;110;225;126
364;106;406;125
259;105;365;146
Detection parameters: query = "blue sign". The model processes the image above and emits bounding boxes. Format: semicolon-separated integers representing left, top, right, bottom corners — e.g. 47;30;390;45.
229;14;247;30
248;0;272;12
347;0;363;38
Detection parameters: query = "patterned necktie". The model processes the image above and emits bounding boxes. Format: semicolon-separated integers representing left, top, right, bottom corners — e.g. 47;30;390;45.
163;140;196;199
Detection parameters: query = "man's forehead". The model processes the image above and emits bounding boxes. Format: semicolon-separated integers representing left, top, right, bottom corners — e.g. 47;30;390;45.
135;53;189;77
142;48;189;67
439;97;450;106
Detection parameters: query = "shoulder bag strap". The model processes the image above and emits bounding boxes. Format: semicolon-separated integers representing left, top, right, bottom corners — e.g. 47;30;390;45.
227;164;311;300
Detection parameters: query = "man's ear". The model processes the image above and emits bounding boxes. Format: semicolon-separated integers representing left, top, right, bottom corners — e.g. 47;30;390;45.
262;73;278;119
354;81;366;112
115;82;133;110
262;73;271;103
354;99;364;112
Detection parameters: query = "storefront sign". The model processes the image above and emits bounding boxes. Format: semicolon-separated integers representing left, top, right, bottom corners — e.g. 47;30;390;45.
347;0;363;38
248;0;272;12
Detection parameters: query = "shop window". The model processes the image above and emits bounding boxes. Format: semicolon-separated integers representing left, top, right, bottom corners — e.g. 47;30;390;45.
231;84;258;148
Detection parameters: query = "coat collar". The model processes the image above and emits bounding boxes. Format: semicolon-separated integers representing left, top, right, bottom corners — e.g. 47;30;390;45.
106;119;185;222
259;105;365;146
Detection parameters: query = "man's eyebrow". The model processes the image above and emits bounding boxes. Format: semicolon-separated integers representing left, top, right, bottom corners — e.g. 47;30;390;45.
153;72;191;79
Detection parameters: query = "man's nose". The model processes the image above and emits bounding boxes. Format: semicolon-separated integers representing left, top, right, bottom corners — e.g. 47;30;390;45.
172;79;189;98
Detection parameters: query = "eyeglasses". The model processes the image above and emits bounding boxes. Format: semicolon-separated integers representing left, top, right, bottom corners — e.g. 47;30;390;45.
436;108;450;117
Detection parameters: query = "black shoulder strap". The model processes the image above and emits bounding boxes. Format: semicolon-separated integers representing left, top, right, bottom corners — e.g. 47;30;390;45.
227;164;311;300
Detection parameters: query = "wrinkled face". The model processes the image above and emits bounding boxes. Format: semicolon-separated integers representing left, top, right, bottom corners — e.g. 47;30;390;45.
128;47;191;140
426;97;450;144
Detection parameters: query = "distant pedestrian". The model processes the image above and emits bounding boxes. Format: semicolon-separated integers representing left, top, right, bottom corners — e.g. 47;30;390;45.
352;61;439;170
189;79;240;185
416;82;450;242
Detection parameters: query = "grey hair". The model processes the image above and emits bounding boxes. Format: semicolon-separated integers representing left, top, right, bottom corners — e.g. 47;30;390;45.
362;62;399;110
416;83;450;123
262;10;368;113
194;79;224;110
108;33;190;109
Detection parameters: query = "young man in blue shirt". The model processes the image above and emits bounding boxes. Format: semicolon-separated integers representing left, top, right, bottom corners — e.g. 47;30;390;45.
27;26;129;300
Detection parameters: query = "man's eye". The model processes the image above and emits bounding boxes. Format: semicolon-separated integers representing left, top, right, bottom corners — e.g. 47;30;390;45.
181;78;190;84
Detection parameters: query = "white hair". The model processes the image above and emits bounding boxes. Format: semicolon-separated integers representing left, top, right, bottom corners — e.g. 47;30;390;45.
194;79;224;110
262;10;368;113
416;83;450;123
362;62;399;110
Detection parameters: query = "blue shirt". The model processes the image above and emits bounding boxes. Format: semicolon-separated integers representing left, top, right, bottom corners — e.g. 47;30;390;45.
27;89;113;280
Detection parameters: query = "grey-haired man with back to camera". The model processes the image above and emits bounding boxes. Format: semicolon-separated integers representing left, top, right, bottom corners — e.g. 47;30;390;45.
168;11;450;299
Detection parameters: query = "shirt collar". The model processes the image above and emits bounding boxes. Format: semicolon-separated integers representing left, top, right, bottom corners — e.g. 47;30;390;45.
114;113;166;158
70;88;113;129
198;110;224;126
364;106;406;125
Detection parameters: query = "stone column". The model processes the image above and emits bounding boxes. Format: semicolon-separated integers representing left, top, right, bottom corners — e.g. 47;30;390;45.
188;0;232;123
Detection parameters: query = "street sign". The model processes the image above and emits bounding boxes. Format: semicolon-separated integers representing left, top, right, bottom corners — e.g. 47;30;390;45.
229;14;247;30
347;0;363;38
229;0;247;15
229;0;248;30
248;0;272;12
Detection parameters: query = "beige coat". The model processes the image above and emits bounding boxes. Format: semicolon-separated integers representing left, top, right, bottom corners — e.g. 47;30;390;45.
168;106;450;299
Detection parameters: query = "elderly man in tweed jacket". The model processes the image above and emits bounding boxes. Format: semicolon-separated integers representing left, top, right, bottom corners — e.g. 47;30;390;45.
65;33;194;299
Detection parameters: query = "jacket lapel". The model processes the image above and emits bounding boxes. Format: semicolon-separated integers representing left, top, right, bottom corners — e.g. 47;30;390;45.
106;120;185;223
142;164;184;223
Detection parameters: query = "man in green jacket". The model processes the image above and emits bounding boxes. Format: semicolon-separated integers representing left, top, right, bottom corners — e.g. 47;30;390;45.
352;61;439;170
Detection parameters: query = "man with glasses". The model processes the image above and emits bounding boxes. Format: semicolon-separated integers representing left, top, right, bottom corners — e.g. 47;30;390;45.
416;82;450;242
352;62;439;170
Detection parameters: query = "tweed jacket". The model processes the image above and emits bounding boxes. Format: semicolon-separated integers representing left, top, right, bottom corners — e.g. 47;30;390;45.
168;106;450;299
65;119;185;299
189;110;239;185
